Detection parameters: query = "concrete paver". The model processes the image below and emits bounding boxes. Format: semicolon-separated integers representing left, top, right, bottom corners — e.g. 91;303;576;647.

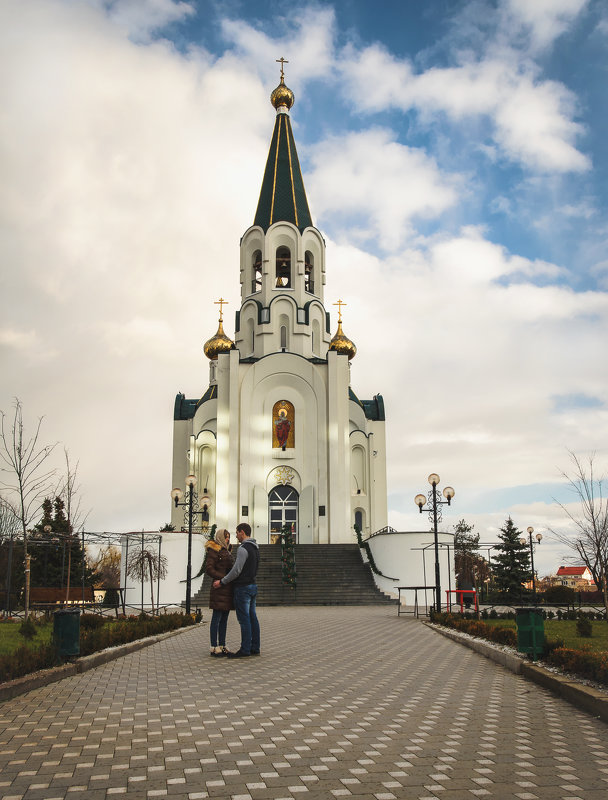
0;607;606;800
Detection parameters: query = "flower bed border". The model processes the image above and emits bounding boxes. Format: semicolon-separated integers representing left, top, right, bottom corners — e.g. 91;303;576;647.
0;624;198;703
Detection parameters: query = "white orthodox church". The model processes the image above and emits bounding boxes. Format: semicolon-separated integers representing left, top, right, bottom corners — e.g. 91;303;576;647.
171;70;388;544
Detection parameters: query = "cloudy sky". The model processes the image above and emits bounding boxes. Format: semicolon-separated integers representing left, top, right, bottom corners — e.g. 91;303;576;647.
1;0;607;575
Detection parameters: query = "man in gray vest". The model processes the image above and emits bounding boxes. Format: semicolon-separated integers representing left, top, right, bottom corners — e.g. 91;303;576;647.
213;522;260;658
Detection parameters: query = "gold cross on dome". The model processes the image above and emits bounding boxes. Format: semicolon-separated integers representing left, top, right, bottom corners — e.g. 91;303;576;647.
333;299;347;322
214;297;228;321
276;57;289;79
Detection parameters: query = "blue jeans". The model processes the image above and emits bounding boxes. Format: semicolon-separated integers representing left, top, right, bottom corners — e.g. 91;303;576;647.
210;609;230;647
233;584;260;654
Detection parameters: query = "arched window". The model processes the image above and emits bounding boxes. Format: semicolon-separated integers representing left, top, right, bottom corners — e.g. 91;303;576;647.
252;250;262;294
312;319;320;357
272;399;294;450
354;509;364;532
280;325;287;350
276;246;291;288
269;484;299;542
305;251;314;293
352;446;366;494
245;317;255;357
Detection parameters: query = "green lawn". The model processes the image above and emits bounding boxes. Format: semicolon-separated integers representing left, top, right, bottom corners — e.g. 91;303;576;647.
485;618;608;654
0;620;53;656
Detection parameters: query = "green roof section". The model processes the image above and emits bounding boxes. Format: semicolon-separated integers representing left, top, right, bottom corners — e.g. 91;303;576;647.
254;112;312;232
174;388;217;420
360;395;386;422
349;389;385;421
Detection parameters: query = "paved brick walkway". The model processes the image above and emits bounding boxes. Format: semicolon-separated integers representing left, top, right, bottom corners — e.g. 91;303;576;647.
0;607;607;800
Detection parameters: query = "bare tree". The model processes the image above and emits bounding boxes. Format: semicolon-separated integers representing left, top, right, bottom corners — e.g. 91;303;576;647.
56;449;90;602
0;399;57;618
550;452;608;615
57;448;89;535
91;545;121;590
126;546;168;613
0;495;20;543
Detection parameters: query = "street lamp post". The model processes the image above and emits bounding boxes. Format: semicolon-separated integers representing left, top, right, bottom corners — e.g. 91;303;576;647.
171;475;211;615
519;526;542;604
415;473;455;613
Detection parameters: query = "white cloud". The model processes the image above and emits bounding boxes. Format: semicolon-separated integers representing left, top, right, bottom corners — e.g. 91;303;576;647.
308;129;458;249
99;0;195;41
339;47;589;172
505;0;589;51
0;0;268;530
1;0;606;553
0;327;38;352
220;6;336;85
324;225;608;524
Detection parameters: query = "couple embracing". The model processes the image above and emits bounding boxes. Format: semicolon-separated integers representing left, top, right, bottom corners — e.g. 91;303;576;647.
205;522;260;659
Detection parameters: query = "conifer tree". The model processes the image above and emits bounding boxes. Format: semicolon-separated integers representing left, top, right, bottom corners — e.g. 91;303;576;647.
30;496;96;590
492;517;530;598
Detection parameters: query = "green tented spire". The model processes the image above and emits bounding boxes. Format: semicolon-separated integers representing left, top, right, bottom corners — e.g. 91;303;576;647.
253;74;312;232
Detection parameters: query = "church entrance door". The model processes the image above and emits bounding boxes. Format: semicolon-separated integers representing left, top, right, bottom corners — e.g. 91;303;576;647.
268;485;299;543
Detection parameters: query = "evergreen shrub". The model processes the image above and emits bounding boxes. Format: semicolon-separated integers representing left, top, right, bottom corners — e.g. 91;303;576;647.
576;616;593;637
0;643;58;683
80;614;106;631
18;618;37;640
546;647;608;685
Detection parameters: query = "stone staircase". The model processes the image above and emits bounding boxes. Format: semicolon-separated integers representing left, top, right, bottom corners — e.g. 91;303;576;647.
191;544;396;607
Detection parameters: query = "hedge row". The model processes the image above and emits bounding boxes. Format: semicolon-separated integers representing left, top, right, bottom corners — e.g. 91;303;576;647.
432;612;518;647
0;613;197;684
545;646;608;685
79;613;195;656
0;643;57;684
431;612;608;687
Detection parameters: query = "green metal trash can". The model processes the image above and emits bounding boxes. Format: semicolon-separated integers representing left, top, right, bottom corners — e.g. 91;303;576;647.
515;608;544;660
53;609;80;658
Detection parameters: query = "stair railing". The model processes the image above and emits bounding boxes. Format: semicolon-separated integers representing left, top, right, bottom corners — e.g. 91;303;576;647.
280;524;297;589
354;524;398;580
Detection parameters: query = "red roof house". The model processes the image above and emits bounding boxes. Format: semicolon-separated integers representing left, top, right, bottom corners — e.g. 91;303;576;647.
554;566;594;587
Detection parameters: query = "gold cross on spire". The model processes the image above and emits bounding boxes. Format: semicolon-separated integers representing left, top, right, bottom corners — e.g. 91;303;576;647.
276;56;289;79
215;297;228;321
333;299;347;322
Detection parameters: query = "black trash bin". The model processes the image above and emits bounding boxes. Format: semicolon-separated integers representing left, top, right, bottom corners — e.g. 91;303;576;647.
515;608;544;660
53;609;81;658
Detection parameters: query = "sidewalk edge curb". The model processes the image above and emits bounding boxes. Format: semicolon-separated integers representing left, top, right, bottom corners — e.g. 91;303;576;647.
424;621;608;723
0;625;198;703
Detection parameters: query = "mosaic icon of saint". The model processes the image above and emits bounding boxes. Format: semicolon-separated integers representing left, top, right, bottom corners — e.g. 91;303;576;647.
275;408;291;450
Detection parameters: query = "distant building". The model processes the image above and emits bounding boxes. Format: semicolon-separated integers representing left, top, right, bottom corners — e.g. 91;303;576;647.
553;565;594;590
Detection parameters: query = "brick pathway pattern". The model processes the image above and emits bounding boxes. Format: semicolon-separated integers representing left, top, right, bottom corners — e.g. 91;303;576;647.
0;607;607;800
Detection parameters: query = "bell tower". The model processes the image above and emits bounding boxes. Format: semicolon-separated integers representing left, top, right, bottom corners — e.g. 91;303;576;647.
235;64;330;361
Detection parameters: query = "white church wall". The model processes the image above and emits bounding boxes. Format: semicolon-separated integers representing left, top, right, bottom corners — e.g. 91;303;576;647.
364;530;456;608
171;419;192;529
238;354;330;543
327;351;353;542
368;421;388;532
121;532;207;609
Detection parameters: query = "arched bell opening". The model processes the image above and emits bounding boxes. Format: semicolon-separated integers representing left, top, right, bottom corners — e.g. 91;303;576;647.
304;250;314;294
275;246;291;288
251;249;262;294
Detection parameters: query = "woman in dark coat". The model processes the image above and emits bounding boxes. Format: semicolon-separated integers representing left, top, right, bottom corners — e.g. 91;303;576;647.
205;528;233;656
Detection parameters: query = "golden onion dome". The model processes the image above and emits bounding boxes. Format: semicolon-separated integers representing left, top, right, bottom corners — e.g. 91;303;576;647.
329;321;357;360
203;318;235;361
270;75;295;111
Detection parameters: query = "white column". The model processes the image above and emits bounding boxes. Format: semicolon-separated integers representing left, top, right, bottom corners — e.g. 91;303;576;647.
327;351;351;542
215;350;240;531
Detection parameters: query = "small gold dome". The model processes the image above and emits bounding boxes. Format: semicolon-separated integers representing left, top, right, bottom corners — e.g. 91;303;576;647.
329;321;357;360
203;319;235;360
271;75;295;111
